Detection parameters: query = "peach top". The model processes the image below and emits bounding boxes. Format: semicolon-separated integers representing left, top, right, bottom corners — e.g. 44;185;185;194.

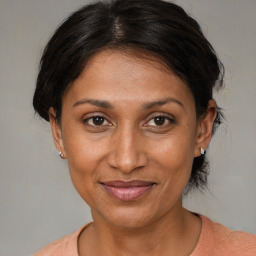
34;215;256;256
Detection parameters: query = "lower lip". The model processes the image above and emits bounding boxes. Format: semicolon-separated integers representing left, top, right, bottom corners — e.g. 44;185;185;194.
102;184;154;201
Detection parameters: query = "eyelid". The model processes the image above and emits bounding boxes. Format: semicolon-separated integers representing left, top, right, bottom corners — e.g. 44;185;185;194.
144;113;176;127
146;112;175;121
82;113;113;126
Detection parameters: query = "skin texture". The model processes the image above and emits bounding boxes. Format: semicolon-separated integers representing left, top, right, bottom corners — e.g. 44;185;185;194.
49;50;217;256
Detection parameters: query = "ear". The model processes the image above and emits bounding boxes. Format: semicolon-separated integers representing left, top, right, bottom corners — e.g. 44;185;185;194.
194;100;217;157
49;108;66;159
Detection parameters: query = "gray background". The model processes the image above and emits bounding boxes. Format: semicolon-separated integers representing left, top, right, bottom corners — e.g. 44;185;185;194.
0;0;255;255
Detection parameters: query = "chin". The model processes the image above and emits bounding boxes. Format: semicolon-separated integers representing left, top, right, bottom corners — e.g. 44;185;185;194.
92;203;160;229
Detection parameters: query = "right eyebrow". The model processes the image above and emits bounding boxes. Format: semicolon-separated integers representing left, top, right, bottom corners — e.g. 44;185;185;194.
142;97;184;109
73;98;114;109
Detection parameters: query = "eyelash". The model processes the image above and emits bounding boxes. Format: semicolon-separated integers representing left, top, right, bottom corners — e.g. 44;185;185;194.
82;114;175;129
82;115;112;127
145;114;175;127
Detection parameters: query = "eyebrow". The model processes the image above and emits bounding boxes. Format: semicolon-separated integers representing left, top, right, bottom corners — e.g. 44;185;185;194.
73;97;183;109
142;97;184;109
73;99;114;109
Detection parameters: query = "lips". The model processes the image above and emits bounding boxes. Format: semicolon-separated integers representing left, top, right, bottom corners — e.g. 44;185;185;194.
101;180;156;201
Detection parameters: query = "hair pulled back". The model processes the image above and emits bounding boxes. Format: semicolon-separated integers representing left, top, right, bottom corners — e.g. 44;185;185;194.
33;0;224;192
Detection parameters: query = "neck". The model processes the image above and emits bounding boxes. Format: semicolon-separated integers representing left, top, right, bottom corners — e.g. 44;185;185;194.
78;200;201;256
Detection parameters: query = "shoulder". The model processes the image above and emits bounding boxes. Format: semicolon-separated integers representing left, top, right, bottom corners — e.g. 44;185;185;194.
193;215;256;256
210;217;256;254
33;224;89;256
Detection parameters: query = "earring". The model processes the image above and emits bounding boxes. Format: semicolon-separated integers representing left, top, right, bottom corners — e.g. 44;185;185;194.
58;151;64;159
200;148;205;155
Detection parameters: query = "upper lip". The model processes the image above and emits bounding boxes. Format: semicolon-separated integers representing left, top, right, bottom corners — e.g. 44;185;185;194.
101;180;156;188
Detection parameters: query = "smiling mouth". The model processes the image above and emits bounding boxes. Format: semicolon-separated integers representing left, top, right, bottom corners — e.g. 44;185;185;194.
100;180;156;201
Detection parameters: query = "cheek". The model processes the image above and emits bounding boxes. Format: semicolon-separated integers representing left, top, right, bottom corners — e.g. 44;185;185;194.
148;127;196;194
66;148;101;207
153;140;194;201
62;123;107;168
61;127;107;198
151;131;196;170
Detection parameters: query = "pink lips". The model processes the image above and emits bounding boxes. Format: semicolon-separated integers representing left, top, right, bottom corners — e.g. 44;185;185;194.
101;180;155;201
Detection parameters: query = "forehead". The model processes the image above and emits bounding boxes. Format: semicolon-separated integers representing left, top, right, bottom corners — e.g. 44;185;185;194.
64;49;195;108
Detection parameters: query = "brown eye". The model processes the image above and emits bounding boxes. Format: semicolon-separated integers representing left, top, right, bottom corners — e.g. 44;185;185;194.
146;115;175;127
92;116;105;125
84;116;110;126
153;116;166;126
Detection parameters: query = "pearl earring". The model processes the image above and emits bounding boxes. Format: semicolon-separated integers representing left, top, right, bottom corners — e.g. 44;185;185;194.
59;151;64;159
200;148;205;155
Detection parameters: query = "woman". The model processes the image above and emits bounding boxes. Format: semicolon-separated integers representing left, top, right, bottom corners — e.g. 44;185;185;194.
33;0;256;255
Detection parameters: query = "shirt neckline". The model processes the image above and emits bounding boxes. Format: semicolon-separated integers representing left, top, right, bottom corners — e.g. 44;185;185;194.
72;215;213;256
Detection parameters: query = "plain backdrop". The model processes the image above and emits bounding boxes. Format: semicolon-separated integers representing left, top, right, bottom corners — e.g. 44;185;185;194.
0;0;255;255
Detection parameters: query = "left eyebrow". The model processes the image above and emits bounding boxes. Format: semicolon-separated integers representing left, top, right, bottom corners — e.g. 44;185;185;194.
72;98;114;109
142;97;184;109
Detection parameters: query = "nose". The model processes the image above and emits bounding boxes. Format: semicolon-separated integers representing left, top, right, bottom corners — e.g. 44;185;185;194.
107;126;148;174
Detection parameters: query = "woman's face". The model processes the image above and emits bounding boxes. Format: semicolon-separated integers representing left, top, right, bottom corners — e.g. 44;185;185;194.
50;50;215;228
